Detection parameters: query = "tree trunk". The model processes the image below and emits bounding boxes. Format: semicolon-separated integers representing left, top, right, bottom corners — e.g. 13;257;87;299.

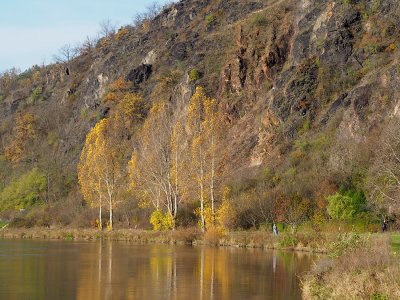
109;197;113;230
200;158;206;232
210;148;215;225
99;205;102;230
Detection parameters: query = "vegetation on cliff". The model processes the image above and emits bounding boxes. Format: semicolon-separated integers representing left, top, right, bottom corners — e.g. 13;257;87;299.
0;0;399;235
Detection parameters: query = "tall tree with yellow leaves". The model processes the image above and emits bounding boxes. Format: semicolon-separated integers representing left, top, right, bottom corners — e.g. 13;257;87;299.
129;101;181;222
78;118;124;230
186;87;223;231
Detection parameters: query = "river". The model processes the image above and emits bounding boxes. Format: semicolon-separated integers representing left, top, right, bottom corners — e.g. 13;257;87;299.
0;239;315;299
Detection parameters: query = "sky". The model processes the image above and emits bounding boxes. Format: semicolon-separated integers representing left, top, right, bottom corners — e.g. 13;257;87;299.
0;0;172;72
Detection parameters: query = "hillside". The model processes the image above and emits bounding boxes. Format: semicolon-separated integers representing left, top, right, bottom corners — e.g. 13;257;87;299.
0;0;399;229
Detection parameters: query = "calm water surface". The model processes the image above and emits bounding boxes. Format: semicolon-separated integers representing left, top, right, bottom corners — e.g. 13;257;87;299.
0;239;315;300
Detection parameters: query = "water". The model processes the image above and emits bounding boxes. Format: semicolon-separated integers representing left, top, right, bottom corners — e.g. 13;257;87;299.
0;239;315;300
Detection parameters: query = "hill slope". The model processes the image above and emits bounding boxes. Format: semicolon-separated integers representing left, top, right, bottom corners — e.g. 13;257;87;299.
0;0;399;228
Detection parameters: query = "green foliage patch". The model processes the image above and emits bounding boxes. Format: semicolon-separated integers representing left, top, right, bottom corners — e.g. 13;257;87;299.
327;188;367;221
0;168;47;211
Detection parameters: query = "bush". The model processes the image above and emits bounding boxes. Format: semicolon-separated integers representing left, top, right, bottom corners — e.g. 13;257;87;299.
29;86;42;104
188;69;202;82
329;232;367;258
205;14;217;26
279;233;299;248
327;188;367;221
0;168;47;211
150;210;175;231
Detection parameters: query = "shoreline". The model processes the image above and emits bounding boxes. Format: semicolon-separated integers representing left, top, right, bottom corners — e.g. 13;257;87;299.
0;227;331;253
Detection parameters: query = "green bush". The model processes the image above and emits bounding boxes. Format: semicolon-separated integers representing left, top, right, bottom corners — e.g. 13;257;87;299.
371;293;389;300
188;69;202;82
329;232;366;258
327;188;367;221
150;210;175;231
205;14;217;26
279;233;299;248
0;168;47;211
29;86;42;104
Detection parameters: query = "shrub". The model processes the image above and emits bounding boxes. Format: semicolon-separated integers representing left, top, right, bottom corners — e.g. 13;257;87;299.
0;168;47;211
279;233;299;248
205;14;217;26
150;210;175;231
327;188;367;221
329;232;367;258
114;27;129;41
216;199;237;230
29;86;42;104
188;69;202;82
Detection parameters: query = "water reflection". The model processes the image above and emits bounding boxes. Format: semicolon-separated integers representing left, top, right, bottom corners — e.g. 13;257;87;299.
0;240;315;300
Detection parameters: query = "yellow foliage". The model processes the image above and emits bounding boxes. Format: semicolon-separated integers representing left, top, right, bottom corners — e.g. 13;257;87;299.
78;117;125;230
114;27;129;41
118;92;146;120
385;43;397;52
4;113;37;163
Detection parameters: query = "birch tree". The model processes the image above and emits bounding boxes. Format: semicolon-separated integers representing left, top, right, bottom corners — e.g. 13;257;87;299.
78;118;124;230
186;87;223;231
129;101;181;223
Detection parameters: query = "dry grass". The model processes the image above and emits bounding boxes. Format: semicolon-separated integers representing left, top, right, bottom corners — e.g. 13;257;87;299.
303;234;400;300
0;227;200;245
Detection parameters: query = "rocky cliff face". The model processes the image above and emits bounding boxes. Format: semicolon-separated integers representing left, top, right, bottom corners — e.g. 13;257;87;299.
0;0;399;226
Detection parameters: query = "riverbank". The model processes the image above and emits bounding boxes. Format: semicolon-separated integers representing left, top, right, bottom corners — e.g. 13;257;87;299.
0;227;339;252
302;233;400;300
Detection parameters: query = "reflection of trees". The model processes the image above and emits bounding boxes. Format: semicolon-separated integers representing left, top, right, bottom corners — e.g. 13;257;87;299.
0;241;315;300
74;244;315;300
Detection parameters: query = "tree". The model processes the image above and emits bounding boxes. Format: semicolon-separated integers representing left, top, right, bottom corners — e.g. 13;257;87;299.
78;118;124;230
369;118;400;215
4;113;38;164
129;101;180;225
53;44;78;64
99;19;117;39
79;36;98;55
186;87;221;231
327;188;366;221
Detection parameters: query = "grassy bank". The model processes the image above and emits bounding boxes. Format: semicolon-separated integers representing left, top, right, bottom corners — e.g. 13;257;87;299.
302;233;400;300
0;227;341;252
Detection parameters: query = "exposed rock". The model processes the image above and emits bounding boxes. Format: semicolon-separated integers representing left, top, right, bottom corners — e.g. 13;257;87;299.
126;64;152;85
142;49;157;65
162;7;178;27
171;42;189;60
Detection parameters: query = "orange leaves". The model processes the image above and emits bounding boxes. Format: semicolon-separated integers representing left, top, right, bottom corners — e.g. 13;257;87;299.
103;77;130;103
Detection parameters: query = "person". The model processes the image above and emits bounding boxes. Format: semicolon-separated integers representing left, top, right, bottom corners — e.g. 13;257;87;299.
273;223;278;236
382;219;388;232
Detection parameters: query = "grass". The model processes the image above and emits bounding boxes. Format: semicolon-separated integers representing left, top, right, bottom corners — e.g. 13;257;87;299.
303;233;400;299
0;227;335;252
0;221;9;229
390;234;400;253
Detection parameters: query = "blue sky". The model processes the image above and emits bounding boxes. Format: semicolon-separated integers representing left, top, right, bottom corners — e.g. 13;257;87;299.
0;0;172;72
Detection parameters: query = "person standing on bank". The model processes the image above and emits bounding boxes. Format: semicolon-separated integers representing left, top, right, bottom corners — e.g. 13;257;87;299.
273;223;278;236
382;219;388;232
